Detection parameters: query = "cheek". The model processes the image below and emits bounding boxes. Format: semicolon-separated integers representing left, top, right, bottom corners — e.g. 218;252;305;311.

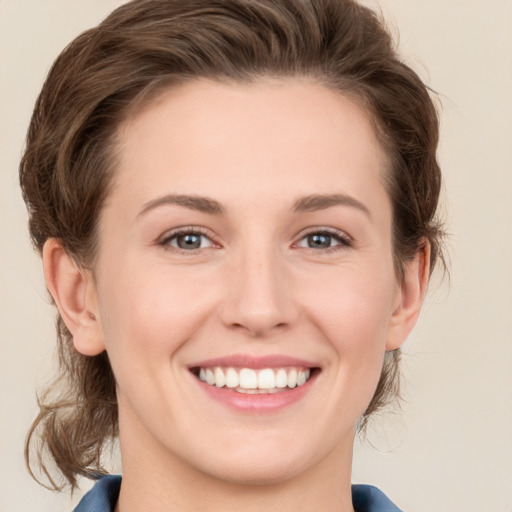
307;261;395;343
93;268;200;423
96;262;218;367
303;265;396;408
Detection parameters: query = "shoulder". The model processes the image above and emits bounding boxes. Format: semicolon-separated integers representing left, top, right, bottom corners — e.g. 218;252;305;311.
352;484;403;512
73;475;121;512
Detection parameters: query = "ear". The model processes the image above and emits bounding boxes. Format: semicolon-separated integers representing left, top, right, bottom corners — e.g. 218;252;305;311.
42;238;105;356
386;241;431;351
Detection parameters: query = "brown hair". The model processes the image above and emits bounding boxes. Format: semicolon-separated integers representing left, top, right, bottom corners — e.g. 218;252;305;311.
20;0;443;490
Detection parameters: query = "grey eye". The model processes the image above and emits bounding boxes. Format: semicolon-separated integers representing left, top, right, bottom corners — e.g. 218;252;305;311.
296;230;350;250
306;233;333;249
165;232;214;250
176;233;202;249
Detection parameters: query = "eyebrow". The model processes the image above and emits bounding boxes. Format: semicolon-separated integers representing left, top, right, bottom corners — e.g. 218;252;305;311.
137;192;370;219
292;193;371;218
138;194;225;217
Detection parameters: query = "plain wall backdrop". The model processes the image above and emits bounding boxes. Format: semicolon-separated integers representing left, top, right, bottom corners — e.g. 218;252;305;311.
1;1;511;511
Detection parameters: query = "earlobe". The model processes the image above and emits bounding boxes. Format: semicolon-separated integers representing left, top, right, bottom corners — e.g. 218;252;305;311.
42;238;105;356
386;242;431;351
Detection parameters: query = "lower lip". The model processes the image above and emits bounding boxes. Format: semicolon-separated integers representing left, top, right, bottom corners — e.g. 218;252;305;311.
193;373;317;413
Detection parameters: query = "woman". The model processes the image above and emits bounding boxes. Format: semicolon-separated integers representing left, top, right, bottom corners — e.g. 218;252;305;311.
20;0;443;510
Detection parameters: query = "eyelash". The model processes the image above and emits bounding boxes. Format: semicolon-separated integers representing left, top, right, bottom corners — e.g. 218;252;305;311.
158;227;352;254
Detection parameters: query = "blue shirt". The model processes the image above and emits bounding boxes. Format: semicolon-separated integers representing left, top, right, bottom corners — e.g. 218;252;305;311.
74;475;402;512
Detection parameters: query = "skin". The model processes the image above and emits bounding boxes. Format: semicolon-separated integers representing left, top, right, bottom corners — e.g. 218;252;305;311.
43;78;429;512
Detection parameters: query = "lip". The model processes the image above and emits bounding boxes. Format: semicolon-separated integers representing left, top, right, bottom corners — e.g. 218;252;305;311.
189;353;317;370
188;354;320;413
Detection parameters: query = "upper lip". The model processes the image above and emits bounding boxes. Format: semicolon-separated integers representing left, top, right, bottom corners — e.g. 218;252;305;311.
189;354;318;370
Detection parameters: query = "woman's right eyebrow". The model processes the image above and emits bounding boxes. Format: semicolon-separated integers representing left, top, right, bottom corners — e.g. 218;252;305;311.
137;194;225;217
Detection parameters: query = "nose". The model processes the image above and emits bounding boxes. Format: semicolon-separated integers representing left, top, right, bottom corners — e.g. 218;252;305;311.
219;245;298;338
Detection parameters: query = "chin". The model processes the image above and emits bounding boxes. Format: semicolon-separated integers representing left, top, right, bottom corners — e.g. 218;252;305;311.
198;454;308;486
182;430;334;487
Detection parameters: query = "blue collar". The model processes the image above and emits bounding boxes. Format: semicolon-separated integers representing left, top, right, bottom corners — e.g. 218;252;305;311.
74;475;402;512
74;476;121;512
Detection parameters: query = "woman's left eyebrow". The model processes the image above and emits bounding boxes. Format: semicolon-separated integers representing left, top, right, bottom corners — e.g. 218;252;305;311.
137;194;225;217
292;193;371;219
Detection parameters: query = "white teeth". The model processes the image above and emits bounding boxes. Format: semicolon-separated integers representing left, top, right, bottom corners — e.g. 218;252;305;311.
236;387;280;394
239;368;258;389
214;367;226;388
287;368;297;388
225;367;239;388
205;368;215;385
196;366;313;392
257;369;275;390
275;368;288;388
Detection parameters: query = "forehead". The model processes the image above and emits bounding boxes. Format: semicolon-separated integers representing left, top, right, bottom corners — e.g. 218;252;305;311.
110;78;391;213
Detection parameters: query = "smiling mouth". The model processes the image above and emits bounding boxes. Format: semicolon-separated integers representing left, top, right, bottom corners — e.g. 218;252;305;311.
191;366;316;394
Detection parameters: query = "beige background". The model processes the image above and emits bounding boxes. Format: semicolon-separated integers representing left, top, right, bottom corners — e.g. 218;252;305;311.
1;1;511;511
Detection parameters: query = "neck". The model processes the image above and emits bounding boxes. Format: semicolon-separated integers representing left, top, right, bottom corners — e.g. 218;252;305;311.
115;426;356;512
114;395;357;512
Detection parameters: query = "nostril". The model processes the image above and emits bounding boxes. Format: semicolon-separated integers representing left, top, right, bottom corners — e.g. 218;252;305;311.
228;320;290;338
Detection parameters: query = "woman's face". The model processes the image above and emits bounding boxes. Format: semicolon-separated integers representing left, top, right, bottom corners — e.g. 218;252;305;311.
83;78;418;484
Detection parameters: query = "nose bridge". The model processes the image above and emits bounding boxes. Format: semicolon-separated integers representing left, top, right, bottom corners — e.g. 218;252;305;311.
221;235;295;336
